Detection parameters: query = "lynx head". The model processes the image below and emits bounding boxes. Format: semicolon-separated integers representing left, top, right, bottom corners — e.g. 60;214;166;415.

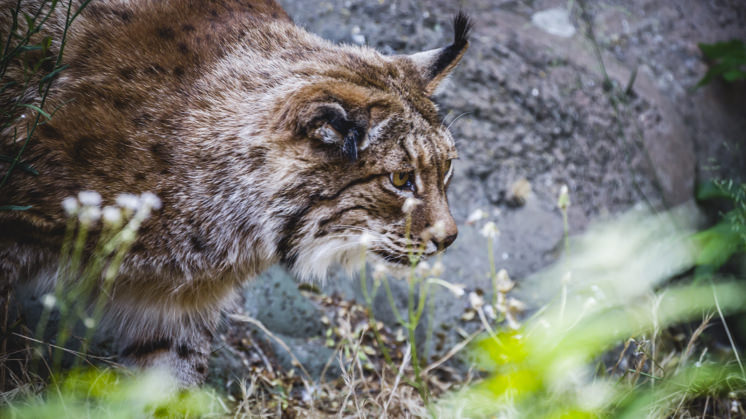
272;13;472;280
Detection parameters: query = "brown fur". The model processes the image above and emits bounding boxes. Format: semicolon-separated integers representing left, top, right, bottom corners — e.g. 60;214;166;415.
0;0;469;384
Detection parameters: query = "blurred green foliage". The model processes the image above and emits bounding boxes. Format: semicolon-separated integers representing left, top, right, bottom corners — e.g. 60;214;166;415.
436;208;746;418
4;369;223;418
695;180;746;279
697;40;746;86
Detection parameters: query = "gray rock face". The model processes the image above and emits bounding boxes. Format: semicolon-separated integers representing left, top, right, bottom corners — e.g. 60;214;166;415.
243;266;325;339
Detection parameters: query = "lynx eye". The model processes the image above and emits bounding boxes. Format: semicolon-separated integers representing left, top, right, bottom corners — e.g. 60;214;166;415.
390;171;414;191
443;159;452;175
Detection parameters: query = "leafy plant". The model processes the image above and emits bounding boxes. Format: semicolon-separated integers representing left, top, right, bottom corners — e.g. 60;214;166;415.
0;0;90;209
697;40;746;86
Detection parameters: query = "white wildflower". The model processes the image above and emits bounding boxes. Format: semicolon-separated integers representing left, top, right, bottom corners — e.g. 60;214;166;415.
480;221;499;239
140;192;162;210
62;196;79;216
372;263;388;281
468;291;484;309
495;269;514;293
507;297;526;312
505;311;521;329
83;317;96;329
78;190;102;207
79;206;101;225
557;184;570;210
428;278;465;297
415;261;431;278
466;209;487;224
41;293;56;309
496;292;507;313
116;193;140;212
402;197;421;214
431;261;445;277
102;206;122;226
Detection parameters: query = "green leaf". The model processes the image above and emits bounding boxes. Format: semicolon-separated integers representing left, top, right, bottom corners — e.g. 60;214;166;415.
698;40;746;61
41;35;52;52
18;44;42;52
23;13;34;31
697;180;729;201
0;154;38;175
723;69;746;82
693;221;742;269
697;39;746;86
19;103;51;120
39;63;68;84
0;205;32;211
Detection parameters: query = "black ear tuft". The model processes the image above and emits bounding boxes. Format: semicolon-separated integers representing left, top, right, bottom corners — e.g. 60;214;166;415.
403;11;471;95
453;11;472;48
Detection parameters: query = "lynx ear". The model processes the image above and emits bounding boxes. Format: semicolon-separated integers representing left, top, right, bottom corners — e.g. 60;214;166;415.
407;12;472;96
303;102;367;162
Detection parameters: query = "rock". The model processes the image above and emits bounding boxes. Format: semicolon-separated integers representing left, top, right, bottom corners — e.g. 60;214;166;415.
243;266;324;339
531;8;576;38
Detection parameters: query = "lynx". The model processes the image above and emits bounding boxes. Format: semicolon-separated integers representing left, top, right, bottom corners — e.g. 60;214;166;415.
0;0;469;384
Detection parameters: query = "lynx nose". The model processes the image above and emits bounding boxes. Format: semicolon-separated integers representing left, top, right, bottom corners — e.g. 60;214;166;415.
430;217;458;250
432;231;458;250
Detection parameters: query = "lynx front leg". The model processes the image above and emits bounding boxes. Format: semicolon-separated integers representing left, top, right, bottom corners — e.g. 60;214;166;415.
118;316;213;386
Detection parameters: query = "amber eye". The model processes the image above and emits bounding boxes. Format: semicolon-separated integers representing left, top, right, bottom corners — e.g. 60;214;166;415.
390;171;414;190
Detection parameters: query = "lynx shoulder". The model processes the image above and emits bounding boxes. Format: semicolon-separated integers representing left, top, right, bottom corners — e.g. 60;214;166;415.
0;0;469;384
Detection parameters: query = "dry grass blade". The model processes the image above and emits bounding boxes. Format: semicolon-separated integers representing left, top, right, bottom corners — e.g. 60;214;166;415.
712;287;745;378
422;327;483;377
382;342;411;417
12;332;120;367
228;313;313;382
681;312;714;367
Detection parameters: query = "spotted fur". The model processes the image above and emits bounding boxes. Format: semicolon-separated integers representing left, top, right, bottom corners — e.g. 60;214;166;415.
0;0;469;384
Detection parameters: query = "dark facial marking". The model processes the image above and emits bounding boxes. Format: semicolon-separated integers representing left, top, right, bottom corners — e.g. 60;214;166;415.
278;174;382;264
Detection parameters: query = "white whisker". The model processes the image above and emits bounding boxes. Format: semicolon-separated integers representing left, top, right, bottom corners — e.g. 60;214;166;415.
446;111;472;131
